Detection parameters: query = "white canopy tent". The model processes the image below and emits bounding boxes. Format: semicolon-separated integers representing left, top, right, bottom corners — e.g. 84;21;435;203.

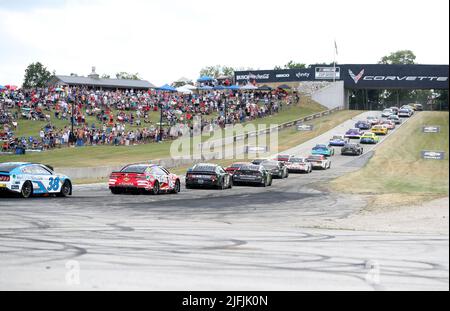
176;86;194;94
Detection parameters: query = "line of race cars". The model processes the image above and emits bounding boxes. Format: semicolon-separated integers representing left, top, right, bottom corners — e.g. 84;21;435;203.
0;106;416;198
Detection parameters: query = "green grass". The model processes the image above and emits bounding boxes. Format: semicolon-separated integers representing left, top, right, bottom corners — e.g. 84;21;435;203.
330;112;449;196
169;110;362;176
13;108;173;138
1;98;326;168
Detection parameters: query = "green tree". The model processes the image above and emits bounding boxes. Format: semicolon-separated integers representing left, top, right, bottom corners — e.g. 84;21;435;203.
379;50;418;106
115;72;141;80
23;62;53;88
199;65;236;78
101;74;111;79
379;50;416;65
274;61;307;70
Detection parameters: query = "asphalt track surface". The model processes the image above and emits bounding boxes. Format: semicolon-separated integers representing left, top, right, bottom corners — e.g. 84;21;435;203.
0;111;448;290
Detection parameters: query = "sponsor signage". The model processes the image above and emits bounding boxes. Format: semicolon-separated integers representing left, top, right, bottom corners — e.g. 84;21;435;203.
421;151;445;160
297;124;314;131
422;126;440;133
235;64;449;89
315;67;340;80
344;64;449;89
235;69;313;84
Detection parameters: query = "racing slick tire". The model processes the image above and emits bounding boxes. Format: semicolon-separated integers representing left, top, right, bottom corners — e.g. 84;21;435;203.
20;181;33;199
58;180;72;197
151;181;160;195
110;188;122;195
171;179;181;194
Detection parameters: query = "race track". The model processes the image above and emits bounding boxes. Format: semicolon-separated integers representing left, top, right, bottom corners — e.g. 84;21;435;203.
0;111;448;290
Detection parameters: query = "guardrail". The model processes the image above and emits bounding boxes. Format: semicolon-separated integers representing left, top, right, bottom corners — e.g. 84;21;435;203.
199;106;343;150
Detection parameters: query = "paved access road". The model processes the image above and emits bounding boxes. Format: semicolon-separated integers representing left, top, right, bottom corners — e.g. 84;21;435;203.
0;111;448;290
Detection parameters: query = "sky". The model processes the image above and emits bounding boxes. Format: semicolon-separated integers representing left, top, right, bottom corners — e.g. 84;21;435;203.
0;0;449;86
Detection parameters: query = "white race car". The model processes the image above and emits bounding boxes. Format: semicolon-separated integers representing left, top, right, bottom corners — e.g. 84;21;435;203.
0;162;72;198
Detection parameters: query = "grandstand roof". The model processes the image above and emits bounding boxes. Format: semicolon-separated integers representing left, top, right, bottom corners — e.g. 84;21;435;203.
50;75;156;89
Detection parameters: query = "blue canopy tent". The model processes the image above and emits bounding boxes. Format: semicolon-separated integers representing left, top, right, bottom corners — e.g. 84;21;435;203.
0;85;5;90
199;85;213;91
197;76;215;83
213;85;226;90
157;84;177;92
225;85;240;90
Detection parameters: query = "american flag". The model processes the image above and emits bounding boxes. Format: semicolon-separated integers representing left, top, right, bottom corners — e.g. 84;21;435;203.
334;40;338;56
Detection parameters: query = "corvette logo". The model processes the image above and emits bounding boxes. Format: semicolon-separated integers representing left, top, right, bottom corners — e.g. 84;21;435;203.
349;69;365;84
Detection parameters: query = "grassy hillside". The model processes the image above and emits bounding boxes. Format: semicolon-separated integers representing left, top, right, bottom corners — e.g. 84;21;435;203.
330;112;449;196
1;97;326;168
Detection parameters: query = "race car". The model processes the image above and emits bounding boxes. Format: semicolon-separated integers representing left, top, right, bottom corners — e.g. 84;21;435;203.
388;114;402;124
232;164;272;187
381;108;394;118
259;160;289;179
225;162;250;175
360;132;380;144
367;116;380;126
413;103;424;111
306;155;331;170
273;154;292;164
354;120;371;130
371;124;389;135
380;120;396;130
0;162;72;198
285;157;312;173
186;163;232;190
329;135;348;147
389;107;399;115
109;163;181;194
344;128;364;139
251;159;267;165
341;143;364;156
312;144;335;157
398;108;413;118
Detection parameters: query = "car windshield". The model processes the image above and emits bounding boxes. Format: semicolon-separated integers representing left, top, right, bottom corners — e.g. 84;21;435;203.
313;145;327;150
0;163;23;173
332;136;342;140
289;158;306;163
240;165;260;171
192;165;217;172
400;109;409;113
308;156;323;161
261;161;278;168
121;165;150;173
231;163;245;168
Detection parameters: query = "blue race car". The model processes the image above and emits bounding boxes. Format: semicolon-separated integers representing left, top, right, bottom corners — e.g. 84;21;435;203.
312;144;335;157
329;135;348;147
0;162;72;198
354;121;371;130
344;128;364;139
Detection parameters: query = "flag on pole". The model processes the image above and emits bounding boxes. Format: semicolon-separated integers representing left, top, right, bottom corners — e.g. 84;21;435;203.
334;40;338;56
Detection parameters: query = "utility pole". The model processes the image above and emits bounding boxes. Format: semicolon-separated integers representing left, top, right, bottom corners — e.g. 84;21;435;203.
158;102;163;142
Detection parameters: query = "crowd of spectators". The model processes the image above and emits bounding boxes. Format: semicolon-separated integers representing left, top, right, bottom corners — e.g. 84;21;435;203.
1;86;299;153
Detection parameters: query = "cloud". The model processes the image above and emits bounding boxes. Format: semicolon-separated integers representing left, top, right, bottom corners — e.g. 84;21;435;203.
0;0;448;86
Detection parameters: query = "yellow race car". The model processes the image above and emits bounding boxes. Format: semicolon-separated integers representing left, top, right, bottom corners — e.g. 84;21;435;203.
371;125;388;135
360;132;381;144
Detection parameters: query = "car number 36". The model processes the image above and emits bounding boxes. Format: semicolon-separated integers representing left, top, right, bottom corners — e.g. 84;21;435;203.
47;177;61;191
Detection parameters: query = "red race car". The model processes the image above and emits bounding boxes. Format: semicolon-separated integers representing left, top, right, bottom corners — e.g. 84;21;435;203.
109;163;181;195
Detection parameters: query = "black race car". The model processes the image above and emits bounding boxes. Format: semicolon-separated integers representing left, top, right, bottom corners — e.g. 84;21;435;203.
341;143;364;156
185;163;233;190
232;164;272;187
259;160;289;179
